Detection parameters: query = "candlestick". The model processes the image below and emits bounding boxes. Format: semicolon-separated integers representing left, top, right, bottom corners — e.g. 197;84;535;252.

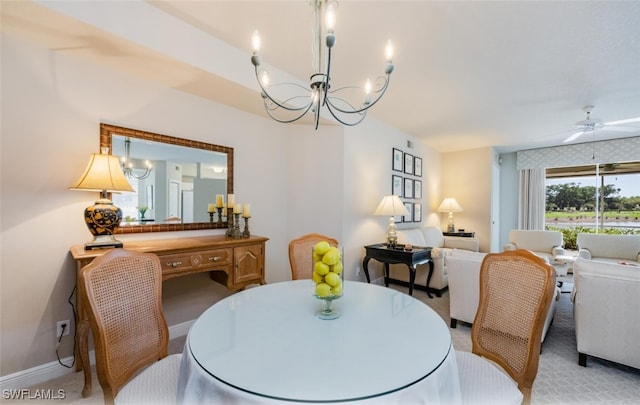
225;207;234;237
216;207;224;224
209;211;214;223
232;213;242;239
242;216;251;238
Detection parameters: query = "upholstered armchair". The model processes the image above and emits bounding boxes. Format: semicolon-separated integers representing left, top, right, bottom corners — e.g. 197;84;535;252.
576;233;640;265
572;257;640;368
389;227;480;296
503;230;567;275
447;249;560;343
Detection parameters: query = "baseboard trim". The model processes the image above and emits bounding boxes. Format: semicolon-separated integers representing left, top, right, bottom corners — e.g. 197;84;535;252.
0;320;194;390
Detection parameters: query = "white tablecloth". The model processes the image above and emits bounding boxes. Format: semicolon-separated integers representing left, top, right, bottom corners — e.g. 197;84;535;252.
177;280;461;404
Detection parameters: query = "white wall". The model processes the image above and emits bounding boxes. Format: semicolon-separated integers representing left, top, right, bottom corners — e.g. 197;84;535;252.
0;32;290;376
441;147;495;252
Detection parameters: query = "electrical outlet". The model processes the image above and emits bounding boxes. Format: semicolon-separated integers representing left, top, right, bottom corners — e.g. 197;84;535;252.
56;320;70;338
356;266;361;276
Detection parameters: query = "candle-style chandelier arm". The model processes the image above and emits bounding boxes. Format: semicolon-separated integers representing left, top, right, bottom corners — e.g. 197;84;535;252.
249;0;394;129
324;96;368;127
263;96;315;124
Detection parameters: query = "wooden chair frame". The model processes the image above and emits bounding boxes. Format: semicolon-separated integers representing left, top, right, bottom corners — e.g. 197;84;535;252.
288;233;339;280
472;249;556;403
79;249;169;404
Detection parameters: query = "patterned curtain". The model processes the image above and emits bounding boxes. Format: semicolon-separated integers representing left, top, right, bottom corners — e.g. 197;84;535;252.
519;168;546;230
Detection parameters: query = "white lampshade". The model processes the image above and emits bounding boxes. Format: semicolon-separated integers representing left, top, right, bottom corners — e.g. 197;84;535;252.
69;148;134;194
374;195;409;248
437;198;463;213
374;195;410;216
69;148;134;250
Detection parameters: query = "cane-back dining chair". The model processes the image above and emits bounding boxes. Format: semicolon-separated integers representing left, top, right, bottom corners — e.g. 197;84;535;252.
288;233;339;280
79;249;182;404
456;249;557;405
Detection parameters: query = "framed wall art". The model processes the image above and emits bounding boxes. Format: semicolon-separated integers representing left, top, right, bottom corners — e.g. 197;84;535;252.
392;175;403;197
413;180;422;199
392;148;403;172
414;157;422;177
403;202;413;223
414;204;422;222
404;178;413;198
404;153;414;175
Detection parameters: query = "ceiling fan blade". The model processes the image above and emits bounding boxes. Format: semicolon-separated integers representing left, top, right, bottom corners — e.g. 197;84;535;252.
563;131;584;143
604;117;640;126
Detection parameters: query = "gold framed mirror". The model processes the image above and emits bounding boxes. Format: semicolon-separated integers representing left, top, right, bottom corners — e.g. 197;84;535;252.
100;123;234;234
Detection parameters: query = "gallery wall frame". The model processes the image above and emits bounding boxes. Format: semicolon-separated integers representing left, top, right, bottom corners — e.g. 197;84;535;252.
404;153;414;175
414;203;422;222
403;202;413;223
390;147;424;224
413;180;422;199
414;157;422;177
392;175;403;197
393;148;404;172
404;178;413;198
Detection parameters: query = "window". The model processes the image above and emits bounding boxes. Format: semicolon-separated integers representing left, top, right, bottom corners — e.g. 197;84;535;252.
545;162;640;233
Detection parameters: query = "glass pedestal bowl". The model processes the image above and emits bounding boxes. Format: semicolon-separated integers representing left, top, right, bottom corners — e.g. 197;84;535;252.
312;243;344;320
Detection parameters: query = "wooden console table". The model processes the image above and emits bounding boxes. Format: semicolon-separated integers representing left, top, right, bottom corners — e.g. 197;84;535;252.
69;234;268;397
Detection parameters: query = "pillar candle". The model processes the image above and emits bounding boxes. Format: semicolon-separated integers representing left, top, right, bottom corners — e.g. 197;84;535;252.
242;204;251;218
227;194;235;208
233;203;242;214
207;204;215;213
215;194;224;208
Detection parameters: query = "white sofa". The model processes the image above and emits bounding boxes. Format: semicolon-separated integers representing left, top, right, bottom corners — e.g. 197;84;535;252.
388;227;480;296
447;249;560;342
576;233;640;265
572;257;640;368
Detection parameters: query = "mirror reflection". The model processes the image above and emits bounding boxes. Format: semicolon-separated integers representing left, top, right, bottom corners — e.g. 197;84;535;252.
100;123;234;233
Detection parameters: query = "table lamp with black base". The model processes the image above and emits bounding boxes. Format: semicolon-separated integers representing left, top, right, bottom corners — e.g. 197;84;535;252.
69;147;134;250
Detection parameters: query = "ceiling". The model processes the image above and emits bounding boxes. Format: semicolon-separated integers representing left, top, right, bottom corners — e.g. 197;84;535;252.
3;0;640;153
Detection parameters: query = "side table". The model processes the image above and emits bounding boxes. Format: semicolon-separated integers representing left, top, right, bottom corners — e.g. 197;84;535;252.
443;231;475;238
362;243;433;297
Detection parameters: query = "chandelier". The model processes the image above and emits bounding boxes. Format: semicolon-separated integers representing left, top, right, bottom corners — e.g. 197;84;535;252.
120;137;152;180
250;0;394;129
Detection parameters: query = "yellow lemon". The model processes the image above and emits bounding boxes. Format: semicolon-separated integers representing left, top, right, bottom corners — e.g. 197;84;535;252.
322;247;341;266
330;261;343;275
315;283;332;298
314;261;330;276
312;271;324;284
324;272;341;287
331;283;343;296
313;241;331;256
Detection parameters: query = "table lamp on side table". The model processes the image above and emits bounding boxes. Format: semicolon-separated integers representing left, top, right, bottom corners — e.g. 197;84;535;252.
69;147;135;250
374;195;410;248
438;197;463;233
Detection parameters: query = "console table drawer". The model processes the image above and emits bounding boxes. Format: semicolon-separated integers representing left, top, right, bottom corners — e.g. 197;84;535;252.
160;248;232;275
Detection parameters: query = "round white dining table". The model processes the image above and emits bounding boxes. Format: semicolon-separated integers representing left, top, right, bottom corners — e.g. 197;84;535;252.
177;280;461;404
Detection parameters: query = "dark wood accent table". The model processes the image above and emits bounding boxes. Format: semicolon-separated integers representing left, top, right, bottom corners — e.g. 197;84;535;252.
442;231;475;238
362;243;433;297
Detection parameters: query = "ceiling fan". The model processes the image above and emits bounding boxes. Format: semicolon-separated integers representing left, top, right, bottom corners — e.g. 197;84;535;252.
563;105;640;143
